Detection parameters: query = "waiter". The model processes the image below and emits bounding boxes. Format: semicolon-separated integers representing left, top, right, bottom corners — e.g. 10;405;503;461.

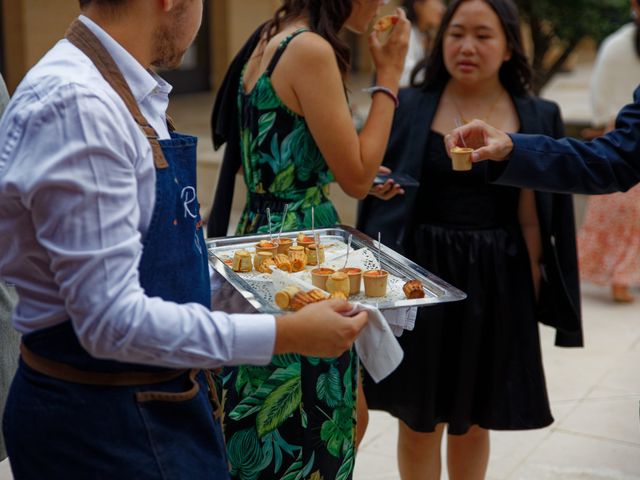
0;1;369;478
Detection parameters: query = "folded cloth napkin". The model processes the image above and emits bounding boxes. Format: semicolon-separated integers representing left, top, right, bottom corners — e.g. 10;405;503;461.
382;307;418;336
348;303;404;383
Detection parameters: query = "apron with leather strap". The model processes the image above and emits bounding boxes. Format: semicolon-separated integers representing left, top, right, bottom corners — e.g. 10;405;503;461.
2;19;228;480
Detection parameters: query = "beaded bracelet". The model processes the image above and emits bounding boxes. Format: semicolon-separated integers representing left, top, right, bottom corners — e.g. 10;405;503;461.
362;86;399;108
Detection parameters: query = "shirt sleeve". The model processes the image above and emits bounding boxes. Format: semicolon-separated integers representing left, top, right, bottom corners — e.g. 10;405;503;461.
490;89;640;195
15;83;275;368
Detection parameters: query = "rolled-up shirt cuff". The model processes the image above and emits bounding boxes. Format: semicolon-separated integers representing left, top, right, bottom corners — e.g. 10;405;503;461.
230;313;276;365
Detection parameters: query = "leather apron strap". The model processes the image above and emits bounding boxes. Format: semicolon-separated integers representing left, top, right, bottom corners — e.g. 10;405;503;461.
65;19;169;169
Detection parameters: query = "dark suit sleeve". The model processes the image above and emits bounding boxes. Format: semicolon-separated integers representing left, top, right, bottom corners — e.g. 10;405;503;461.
495;87;640;194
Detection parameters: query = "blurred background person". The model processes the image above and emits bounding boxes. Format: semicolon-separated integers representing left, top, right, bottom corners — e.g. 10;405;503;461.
358;0;582;478
577;0;640;303
210;1;410;479
400;0;446;86
0;72;19;463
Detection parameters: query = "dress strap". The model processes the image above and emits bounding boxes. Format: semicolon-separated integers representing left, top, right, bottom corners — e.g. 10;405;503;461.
265;28;310;77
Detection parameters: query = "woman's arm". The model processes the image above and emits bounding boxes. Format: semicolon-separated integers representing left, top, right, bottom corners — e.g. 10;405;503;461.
280;11;410;199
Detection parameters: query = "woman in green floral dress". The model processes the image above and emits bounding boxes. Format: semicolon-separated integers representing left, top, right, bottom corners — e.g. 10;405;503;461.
221;1;410;479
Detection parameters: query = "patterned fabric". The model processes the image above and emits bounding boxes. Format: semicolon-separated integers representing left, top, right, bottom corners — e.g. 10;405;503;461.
222;30;357;480
577;184;640;286
235;29;339;236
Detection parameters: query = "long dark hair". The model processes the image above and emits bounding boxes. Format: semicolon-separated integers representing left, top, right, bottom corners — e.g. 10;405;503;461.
403;0;419;23
415;0;532;96
262;0;354;76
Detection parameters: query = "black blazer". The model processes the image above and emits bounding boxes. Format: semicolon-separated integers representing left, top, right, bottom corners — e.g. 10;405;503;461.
358;87;583;347
206;24;265;238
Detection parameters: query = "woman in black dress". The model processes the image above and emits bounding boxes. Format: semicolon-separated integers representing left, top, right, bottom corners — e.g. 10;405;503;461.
358;0;582;478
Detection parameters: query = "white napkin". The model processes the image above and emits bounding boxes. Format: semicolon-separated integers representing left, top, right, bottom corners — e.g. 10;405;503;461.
349;303;404;383
382;307;418;336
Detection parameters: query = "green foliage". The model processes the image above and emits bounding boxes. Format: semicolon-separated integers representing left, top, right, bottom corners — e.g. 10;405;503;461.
514;0;630;92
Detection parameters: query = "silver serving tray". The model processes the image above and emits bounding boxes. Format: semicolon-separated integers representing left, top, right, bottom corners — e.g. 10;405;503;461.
206;225;466;314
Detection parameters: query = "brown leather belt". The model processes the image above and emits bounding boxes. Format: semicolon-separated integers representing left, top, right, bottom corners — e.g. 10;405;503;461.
20;343;223;417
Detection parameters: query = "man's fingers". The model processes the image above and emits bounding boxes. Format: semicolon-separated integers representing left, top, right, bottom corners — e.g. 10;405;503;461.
471;146;495;162
328;299;354;313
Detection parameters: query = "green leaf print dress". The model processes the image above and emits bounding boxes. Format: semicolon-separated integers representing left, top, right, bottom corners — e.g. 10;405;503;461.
222;30;358;480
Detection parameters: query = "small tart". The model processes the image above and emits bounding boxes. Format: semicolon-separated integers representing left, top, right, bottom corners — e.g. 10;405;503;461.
325;271;350;297
253;251;274;271
275;286;301;310
307;289;327;302
290;291;314;311
306;243;325;266
274;254;293;272
329;291;348;301
232;250;252;272
257;257;276;274
373;15;399;33
288;245;307;272
403;279;425;299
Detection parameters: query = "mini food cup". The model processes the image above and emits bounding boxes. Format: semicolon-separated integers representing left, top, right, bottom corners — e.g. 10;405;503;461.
325;272;350;297
255;240;279;256
339;267;363;295
450;147;473;171
253;251;274;271
288;246;307;272
276;237;293;255
296;233;315;249
311;267;335;290
232;250;253;273
363;269;389;297
306;244;325;266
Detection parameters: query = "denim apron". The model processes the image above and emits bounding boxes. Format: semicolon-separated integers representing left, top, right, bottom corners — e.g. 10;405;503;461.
2;20;229;479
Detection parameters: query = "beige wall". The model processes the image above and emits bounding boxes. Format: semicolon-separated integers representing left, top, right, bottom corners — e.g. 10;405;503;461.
2;0;78;92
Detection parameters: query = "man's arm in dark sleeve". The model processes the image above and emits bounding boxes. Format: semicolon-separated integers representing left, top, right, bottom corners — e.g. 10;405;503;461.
492;87;640;194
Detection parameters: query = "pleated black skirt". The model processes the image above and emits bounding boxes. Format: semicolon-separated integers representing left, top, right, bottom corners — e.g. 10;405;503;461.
363;223;553;435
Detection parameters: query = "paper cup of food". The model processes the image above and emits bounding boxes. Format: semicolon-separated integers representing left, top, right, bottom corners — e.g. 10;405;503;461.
276;237;293;255
255;240;279;256
450;146;473;171
339;267;363;295
296;233;315;249
363;269;389;297
311;267;335;290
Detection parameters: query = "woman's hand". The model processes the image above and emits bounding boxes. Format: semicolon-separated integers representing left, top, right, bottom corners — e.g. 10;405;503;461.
370;8;411;89
369;166;405;200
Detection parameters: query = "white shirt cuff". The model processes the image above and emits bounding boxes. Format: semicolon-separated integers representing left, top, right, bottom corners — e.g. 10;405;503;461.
230;313;276;365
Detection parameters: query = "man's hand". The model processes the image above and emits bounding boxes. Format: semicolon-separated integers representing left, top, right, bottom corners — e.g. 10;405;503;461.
445;119;514;163
274;300;369;357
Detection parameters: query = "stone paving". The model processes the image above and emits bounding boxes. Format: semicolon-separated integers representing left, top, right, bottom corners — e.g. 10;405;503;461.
3;62;640;479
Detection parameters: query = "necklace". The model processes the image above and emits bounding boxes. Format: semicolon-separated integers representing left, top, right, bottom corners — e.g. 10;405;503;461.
451;89;505;125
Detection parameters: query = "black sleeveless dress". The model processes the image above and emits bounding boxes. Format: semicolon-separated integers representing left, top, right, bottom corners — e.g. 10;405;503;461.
363;130;553;435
